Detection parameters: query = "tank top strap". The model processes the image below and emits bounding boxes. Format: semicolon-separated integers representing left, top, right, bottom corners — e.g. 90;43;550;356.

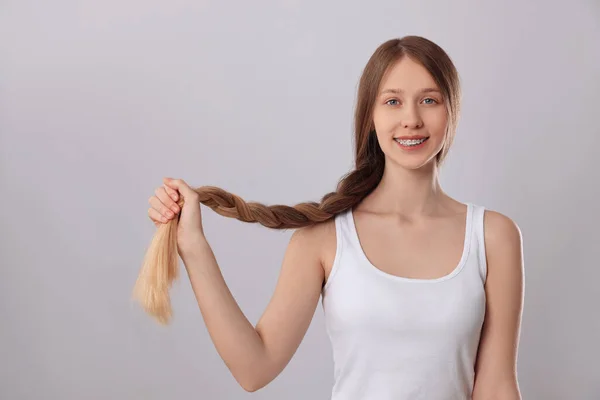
470;204;488;283
322;209;349;292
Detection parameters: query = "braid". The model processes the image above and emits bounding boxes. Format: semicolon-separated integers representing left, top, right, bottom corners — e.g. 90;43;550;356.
132;33;462;324
133;160;383;324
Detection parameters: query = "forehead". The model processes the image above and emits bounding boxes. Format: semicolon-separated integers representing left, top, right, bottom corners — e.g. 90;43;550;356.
378;56;438;93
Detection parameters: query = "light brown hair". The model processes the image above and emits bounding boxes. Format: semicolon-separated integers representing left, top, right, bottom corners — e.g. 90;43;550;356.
133;35;462;324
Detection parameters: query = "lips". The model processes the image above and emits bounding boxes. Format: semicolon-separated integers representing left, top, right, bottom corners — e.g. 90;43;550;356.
394;136;429;150
394;135;429;140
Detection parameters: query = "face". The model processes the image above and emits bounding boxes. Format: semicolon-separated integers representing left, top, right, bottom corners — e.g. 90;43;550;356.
372;56;448;170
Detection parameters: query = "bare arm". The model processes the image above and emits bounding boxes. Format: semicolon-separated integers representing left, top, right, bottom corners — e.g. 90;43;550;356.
472;210;524;400
180;224;325;392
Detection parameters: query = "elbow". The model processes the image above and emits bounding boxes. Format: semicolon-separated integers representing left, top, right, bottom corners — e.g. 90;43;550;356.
472;381;522;400
234;372;261;393
243;384;261;393
240;377;267;393
242;383;258;393
236;363;272;393
233;347;278;392
240;367;278;393
473;394;521;400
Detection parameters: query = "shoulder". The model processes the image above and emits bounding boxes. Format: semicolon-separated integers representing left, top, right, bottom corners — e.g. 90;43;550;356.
481;208;524;287
290;213;339;276
483;209;523;252
290;215;337;259
291;216;336;242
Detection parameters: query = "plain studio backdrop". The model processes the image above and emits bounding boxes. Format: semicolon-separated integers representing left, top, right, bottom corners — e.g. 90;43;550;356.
1;0;599;399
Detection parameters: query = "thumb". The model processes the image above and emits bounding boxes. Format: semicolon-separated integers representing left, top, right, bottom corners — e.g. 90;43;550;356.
163;177;199;204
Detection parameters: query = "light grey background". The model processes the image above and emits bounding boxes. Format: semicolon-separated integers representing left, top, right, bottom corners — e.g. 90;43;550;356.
1;0;599;399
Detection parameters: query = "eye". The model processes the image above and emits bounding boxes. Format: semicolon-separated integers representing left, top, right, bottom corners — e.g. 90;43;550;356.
385;99;399;106
422;98;438;105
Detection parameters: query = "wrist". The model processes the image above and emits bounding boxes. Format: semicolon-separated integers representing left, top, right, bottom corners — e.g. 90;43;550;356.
178;235;210;259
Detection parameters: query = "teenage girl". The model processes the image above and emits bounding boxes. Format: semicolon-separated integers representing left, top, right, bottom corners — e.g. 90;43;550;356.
146;36;524;400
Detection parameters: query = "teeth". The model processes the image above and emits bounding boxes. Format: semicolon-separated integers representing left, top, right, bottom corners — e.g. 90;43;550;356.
395;138;426;146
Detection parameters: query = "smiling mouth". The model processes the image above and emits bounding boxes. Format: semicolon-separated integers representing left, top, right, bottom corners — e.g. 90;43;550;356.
394;137;429;146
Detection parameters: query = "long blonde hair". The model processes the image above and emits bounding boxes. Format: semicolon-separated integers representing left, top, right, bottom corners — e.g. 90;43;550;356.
133;35;462;324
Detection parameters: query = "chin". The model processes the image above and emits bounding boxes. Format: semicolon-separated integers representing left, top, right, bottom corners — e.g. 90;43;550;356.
400;158;437;171
387;143;441;170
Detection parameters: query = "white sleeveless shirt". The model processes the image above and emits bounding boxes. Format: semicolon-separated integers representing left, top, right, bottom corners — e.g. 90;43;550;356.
321;203;487;400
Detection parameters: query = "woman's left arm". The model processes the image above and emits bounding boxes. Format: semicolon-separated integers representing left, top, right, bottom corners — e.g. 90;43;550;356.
472;210;525;400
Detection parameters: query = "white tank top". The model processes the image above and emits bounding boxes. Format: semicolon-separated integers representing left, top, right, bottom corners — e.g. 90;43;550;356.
321;203;487;400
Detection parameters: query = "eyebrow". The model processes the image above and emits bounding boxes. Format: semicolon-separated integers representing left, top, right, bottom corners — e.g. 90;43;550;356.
379;88;441;96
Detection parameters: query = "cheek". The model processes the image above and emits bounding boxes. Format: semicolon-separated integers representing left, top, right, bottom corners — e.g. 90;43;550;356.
372;108;396;130
371;107;383;124
425;111;448;134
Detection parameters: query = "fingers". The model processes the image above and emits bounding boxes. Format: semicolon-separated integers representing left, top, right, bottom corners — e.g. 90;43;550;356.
148;177;198;227
148;207;171;225
148;194;177;222
163;183;179;202
163;177;198;200
154;186;180;214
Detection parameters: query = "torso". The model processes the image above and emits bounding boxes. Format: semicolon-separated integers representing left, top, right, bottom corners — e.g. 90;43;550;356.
318;200;469;287
319;199;489;400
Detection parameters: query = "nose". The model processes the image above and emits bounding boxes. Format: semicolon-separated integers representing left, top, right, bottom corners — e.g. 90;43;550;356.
401;104;423;129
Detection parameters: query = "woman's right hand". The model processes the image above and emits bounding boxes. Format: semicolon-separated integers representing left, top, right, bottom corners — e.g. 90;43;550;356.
148;177;206;252
148;180;182;227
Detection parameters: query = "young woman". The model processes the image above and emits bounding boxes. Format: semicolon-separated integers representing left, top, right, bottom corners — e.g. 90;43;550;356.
146;35;524;399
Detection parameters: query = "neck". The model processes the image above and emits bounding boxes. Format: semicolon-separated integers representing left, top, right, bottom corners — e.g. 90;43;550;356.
362;160;447;217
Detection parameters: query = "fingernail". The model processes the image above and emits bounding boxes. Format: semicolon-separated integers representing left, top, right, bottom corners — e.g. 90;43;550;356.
171;205;179;213
166;211;174;217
